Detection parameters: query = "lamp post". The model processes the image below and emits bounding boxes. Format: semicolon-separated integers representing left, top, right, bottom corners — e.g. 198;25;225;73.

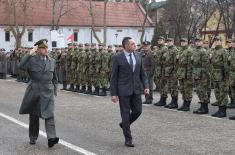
115;33;118;45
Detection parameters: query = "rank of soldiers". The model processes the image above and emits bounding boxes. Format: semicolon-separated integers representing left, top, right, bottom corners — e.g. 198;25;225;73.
3;36;235;120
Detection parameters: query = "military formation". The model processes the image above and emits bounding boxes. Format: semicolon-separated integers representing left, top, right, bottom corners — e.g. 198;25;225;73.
1;36;235;119
140;36;235;120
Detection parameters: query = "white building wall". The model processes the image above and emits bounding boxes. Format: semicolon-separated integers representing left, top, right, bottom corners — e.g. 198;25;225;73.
0;26;154;51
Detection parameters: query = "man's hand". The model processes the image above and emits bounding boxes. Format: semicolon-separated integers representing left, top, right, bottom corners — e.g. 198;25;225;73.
111;96;118;103
29;45;38;55
144;89;150;95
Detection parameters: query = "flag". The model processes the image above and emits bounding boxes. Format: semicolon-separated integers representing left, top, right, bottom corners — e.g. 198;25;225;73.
67;34;74;42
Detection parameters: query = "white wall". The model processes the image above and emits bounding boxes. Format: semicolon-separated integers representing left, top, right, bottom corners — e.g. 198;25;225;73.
0;26;154;51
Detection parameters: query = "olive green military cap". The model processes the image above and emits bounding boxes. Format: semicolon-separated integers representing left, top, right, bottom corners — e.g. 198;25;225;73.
85;43;90;46
79;43;83;47
34;39;48;48
98;43;104;46
180;38;188;42
158;36;165;40
166;38;174;42
108;45;113;48
91;43;96;46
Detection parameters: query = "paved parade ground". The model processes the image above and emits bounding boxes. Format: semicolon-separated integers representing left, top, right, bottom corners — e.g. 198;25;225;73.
1;78;235;155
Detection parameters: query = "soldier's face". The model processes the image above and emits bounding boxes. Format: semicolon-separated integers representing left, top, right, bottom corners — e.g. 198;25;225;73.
143;45;150;51
167;41;174;46
195;41;202;47
38;47;48;56
158;39;164;45
214;40;222;46
180;41;188;47
227;43;232;47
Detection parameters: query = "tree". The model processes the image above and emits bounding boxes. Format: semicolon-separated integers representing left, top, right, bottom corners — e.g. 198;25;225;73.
4;0;29;49
151;20;166;46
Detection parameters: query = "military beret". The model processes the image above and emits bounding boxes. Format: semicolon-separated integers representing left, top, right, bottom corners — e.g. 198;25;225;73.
180;38;188;42
34;39;48;48
226;39;232;43
85;43;90;46
214;36;222;41
143;41;151;45
158;36;165;40
166;38;174;42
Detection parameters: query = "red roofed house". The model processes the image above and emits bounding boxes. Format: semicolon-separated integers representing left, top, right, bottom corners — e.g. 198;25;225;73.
0;0;154;51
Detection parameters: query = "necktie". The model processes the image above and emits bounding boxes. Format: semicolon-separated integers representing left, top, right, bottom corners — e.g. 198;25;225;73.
43;58;46;65
129;53;133;72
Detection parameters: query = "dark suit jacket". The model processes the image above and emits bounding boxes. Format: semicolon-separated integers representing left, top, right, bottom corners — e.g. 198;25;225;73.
110;51;149;97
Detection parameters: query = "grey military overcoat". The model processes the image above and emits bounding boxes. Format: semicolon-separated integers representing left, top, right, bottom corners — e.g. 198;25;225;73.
18;54;57;119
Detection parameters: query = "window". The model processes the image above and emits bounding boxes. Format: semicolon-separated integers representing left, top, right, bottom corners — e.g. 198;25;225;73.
5;31;10;42
28;32;33;42
52;41;57;47
74;32;78;42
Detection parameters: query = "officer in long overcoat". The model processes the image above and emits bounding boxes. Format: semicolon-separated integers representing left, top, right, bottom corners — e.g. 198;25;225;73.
18;39;59;148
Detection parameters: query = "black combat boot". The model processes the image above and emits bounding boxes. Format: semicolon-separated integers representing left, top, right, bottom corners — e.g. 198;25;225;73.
211;106;227;118
99;88;107;96
165;97;178;109
79;85;86;93
177;100;191;111
211;101;219;106
193;102;209;114
154;96;167;106
227;98;235;109
61;83;67;90
229;115;235;120
85;86;92;94
92;86;99;95
67;84;74;91
74;85;80;92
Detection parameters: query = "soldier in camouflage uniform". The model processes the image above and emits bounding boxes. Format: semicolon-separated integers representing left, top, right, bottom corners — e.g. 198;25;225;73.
210;36;229;118
141;41;155;104
99;44;110;96
153;36;168;106
226;39;235;109
66;43;75;91
74;43;84;92
90;43;102;96
0;49;7;79
84;44;93;94
79;43;90;93
176;38;193;111
70;44;79;92
228;38;235;119
164;38;179;109
192;37;210;114
60;48;68;90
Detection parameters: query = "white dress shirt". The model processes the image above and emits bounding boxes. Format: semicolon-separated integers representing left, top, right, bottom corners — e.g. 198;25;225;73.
123;50;136;72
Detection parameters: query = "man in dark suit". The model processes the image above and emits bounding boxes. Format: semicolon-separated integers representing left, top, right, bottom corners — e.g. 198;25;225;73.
110;37;149;147
18;39;59;148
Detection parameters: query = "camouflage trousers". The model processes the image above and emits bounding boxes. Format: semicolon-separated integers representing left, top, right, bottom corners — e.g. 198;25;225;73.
179;79;193;101
100;73;109;88
66;70;73;84
71;71;77;84
214;80;229;106
161;76;178;98
154;76;167;97
194;78;210;103
79;71;87;86
230;79;235;102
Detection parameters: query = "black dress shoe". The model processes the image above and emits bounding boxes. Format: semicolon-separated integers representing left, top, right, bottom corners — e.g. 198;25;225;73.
119;123;123;129
229;116;235;120
125;141;134;147
29;139;36;145
48;137;59;148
